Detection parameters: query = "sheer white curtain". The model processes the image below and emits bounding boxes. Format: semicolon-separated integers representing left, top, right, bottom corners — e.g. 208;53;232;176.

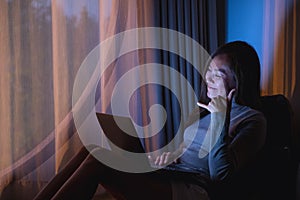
0;0;154;196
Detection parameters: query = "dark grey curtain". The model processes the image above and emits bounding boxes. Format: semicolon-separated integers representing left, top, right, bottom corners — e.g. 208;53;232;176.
141;0;226;152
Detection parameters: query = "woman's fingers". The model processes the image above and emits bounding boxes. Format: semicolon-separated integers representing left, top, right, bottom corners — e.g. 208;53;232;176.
198;96;227;113
147;155;154;163
197;102;209;110
152;152;173;166
227;89;236;102
148;155;157;165
154;155;160;165
160;152;171;165
158;153;165;165
164;152;171;164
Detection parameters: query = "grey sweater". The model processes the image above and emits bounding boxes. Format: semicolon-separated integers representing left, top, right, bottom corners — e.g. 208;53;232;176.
178;100;267;181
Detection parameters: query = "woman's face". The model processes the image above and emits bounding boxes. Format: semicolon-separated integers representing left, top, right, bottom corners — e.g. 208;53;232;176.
205;55;236;99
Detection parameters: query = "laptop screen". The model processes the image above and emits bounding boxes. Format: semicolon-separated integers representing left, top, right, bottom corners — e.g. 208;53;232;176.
96;113;145;153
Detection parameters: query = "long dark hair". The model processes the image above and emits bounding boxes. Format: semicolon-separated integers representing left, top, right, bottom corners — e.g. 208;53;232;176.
200;41;262;110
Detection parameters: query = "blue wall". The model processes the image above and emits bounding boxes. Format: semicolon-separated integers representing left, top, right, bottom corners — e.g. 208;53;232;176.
226;0;264;64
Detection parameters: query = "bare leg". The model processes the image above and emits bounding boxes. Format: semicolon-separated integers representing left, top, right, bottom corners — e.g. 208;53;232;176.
51;148;172;200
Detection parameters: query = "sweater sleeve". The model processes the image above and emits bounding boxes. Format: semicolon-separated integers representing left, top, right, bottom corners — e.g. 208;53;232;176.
208;111;266;181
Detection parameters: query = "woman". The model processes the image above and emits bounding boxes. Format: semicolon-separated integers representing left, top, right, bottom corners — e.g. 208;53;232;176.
34;41;266;200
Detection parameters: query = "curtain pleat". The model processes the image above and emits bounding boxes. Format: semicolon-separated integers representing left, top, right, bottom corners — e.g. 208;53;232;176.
261;0;297;98
0;0;13;189
51;0;100;172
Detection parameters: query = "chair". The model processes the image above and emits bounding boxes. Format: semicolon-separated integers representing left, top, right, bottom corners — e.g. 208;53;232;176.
258;94;297;200
210;94;297;200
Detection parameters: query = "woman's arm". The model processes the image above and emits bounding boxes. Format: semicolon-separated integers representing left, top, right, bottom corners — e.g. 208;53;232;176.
198;89;266;181
208;109;266;181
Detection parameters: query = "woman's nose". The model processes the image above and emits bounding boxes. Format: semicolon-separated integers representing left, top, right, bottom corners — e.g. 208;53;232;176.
206;74;214;84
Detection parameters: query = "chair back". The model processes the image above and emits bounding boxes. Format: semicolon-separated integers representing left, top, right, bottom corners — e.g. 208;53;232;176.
210;94;296;200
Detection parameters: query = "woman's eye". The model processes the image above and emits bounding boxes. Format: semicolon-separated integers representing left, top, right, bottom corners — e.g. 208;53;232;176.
215;74;223;78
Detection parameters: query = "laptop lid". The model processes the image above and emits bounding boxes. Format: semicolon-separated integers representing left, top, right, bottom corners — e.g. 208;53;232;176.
96;112;146;154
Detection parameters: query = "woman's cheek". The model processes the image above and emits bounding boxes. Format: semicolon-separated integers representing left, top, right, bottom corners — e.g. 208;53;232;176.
216;81;227;96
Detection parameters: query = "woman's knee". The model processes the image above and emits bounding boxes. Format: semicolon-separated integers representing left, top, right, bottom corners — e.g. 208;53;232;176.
74;145;101;161
79;144;99;154
81;148;110;173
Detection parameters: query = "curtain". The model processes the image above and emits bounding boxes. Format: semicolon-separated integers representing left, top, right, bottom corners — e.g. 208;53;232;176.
0;0;153;197
145;0;225;152
0;0;224;199
0;0;55;191
260;0;300;159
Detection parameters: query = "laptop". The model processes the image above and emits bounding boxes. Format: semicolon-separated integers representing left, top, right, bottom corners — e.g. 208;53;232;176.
96;112;204;174
96;112;145;153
